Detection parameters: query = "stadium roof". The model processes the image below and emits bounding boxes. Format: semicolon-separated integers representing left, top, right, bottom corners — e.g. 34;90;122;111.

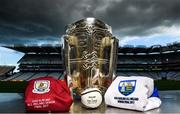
3;45;62;53
2;42;180;54
119;42;180;54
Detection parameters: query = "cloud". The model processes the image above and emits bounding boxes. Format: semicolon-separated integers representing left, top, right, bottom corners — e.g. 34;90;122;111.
146;24;180;37
116;25;180;47
0;0;180;45
0;36;61;46
120;34;180;47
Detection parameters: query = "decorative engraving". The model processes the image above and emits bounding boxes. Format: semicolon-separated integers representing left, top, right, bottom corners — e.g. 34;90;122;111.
81;51;98;70
70;51;109;70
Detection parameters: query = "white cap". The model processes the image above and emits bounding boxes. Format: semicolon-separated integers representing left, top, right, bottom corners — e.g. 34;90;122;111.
105;76;161;111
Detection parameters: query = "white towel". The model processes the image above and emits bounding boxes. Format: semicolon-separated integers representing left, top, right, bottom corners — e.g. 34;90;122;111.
104;76;161;111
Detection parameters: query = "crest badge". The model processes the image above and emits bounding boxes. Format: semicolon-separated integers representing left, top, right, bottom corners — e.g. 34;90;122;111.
118;80;136;96
33;80;50;94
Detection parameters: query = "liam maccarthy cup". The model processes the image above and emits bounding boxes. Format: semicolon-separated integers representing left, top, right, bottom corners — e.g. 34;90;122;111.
64;17;118;108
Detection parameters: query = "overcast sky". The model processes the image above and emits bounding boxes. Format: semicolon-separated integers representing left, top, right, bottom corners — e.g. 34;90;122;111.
1;0;180;67
0;0;180;47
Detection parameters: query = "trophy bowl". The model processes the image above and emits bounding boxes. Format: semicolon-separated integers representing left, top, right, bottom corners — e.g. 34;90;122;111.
64;17;118;99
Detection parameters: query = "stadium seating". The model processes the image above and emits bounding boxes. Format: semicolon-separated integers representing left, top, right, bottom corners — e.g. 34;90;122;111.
117;42;180;80
0;66;15;78
17;53;63;72
3;72;63;81
0;45;64;81
1;42;180;81
3;72;23;81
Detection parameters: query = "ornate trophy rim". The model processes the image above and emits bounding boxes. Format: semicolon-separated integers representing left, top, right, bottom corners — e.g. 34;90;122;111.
65;17;112;34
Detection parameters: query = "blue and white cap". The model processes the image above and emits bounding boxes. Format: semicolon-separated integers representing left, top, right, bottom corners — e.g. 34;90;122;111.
104;76;161;111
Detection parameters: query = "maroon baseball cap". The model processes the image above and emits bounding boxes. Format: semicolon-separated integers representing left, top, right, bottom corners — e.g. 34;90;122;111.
25;77;73;112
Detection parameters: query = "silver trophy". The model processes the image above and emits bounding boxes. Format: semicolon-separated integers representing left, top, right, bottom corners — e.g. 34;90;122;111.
64;18;118;100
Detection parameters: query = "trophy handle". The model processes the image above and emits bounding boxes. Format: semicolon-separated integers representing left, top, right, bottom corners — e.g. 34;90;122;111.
109;39;115;77
99;37;113;74
111;37;118;80
65;35;81;89
99;36;117;80
64;36;71;76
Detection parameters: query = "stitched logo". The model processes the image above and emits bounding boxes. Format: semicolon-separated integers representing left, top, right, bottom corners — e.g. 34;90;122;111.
118;80;136;96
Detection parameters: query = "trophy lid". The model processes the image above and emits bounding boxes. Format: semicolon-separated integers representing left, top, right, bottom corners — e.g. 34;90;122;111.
66;17;112;34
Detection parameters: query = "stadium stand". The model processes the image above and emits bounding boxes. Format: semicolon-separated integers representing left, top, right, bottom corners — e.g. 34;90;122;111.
0;66;15;79
118;42;180;80
1;45;64;81
1;42;180;81
3;72;23;81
